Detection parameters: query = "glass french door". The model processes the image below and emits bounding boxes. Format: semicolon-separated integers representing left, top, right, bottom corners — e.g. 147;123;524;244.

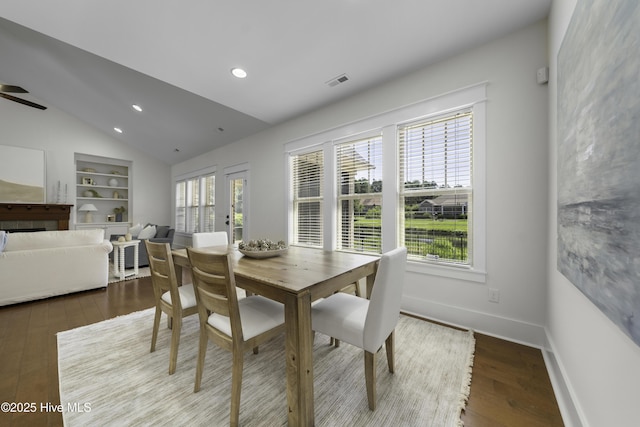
226;171;248;244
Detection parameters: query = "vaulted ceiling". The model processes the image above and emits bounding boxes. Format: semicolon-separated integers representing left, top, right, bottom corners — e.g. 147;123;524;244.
0;1;551;164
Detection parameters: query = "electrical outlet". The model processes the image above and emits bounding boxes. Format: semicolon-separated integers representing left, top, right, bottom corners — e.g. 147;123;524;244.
488;288;500;303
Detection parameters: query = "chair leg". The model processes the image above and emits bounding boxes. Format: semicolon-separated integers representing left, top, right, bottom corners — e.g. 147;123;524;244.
252;346;259;354
385;331;395;373
168;316;181;375
364;350;377;410
194;329;208;392
230;348;244;427
150;306;162;353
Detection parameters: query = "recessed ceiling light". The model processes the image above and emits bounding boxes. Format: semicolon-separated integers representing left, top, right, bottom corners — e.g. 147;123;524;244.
231;68;247;79
114;127;123;134
132;104;142;112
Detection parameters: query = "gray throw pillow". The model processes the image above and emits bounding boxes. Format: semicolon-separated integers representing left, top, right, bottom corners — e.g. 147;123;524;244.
155;226;170;239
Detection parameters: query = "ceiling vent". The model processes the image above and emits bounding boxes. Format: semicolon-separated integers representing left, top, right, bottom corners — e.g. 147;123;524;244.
325;73;350;87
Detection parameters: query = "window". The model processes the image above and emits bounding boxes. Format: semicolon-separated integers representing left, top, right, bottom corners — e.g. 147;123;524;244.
399;110;472;265
336;135;383;253
202;174;215;232
291;150;324;247
175;172;215;233
176;181;186;232
286;83;486;281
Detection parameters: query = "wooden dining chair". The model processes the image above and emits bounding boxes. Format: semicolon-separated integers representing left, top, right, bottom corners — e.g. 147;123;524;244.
186;247;285;427
192;230;250;298
311;247;407;410
192;231;228;248
146;240;198;375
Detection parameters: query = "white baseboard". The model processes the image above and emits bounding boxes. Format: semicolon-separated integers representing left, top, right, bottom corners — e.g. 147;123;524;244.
542;331;586;427
401;296;547;347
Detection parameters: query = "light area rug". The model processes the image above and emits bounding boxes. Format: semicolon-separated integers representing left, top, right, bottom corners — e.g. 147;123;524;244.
108;265;151;283
57;309;475;427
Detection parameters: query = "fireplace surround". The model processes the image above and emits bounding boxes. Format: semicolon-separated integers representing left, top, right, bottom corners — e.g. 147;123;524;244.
0;203;73;231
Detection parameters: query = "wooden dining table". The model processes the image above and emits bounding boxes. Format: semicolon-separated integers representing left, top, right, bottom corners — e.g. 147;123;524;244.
171;245;379;426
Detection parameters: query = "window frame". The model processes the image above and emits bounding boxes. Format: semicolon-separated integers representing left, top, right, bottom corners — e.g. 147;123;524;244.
285;83;486;283
335;133;384;254
399;109;474;265
174;167;216;235
288;148;325;248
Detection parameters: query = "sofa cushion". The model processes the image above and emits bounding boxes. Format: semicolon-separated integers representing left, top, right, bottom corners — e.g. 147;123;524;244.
4;229;105;252
137;225;157;240
155;225;171;239
128;223;143;237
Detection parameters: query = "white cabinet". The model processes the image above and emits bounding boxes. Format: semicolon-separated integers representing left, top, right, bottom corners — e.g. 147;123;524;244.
75;154;132;232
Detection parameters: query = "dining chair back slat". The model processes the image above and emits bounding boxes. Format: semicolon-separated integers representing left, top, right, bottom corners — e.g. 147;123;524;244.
187;249;240;339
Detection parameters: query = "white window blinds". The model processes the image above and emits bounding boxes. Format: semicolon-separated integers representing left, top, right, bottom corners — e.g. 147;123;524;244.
203;175;215;232
175;172;215;234
336;135;383;253
186;178;200;234
291;150;324;247
175;181;186;232
399;110;472;264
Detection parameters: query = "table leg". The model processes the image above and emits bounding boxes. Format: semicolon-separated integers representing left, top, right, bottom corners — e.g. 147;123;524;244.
133;244;139;276
119;245;126;281
365;264;378;299
113;246;120;279
284;291;314;427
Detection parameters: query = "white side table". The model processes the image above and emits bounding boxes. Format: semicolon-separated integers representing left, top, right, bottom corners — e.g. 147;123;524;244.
112;239;140;281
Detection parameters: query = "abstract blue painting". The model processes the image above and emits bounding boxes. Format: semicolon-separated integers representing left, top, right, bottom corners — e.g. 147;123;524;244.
557;0;640;346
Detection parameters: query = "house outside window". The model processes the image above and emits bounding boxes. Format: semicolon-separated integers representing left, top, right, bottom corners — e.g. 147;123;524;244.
336;135;383;253
175;172;215;234
399;110;473;264
286;83;486;282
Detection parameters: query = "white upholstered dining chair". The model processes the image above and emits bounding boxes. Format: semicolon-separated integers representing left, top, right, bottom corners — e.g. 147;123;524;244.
146;240;198;375
192;231;228;248
311;246;407;410
186;247;285;426
192;230;250;298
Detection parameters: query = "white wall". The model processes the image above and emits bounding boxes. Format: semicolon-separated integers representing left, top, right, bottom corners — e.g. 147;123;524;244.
0;100;171;228
547;1;640;426
174;20;550;345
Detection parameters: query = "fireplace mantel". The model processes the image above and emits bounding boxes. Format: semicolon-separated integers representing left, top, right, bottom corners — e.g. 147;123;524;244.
0;203;73;230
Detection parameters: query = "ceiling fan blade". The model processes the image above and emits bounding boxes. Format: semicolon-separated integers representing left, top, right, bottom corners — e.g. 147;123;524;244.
0;84;28;93
0;93;47;110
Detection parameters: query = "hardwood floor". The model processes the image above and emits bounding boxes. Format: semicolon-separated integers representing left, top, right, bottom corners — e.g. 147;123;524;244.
461;334;564;427
0;276;563;426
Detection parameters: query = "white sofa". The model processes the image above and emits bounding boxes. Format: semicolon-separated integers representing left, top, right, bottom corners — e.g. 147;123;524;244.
0;229;113;306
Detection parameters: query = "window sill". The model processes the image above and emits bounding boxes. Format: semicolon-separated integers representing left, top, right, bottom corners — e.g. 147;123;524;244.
406;259;486;283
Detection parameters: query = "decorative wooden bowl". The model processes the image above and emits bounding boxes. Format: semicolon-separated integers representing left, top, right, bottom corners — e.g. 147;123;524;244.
239;248;288;259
